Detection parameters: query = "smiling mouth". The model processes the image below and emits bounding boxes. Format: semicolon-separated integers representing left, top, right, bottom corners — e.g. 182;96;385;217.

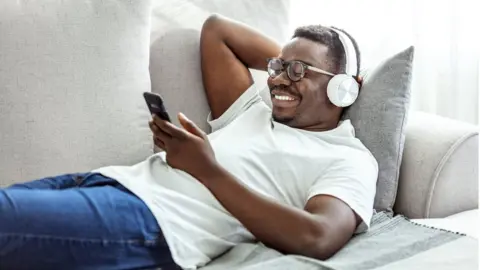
270;89;300;100
273;95;296;101
271;91;300;109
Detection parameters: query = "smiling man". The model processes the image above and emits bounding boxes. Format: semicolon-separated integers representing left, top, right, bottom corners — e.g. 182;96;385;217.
0;14;378;270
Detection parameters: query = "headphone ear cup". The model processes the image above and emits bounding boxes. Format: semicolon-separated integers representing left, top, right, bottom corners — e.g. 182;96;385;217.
327;74;359;107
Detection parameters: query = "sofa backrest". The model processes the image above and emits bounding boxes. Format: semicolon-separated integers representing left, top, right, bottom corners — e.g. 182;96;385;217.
0;0;153;186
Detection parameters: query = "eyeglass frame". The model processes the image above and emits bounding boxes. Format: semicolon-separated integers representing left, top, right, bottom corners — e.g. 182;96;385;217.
266;57;335;82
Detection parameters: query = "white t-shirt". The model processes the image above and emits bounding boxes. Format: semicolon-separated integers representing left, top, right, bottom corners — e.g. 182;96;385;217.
93;84;378;269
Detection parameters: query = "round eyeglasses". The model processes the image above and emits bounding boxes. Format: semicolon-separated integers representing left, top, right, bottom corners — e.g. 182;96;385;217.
266;58;335;82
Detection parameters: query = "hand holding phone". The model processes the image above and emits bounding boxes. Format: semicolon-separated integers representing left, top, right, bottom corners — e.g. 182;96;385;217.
143;92;171;122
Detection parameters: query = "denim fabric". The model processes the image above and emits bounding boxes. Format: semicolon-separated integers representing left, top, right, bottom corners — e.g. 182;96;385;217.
0;173;179;270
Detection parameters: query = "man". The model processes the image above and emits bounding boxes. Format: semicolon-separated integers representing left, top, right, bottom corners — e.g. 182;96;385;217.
0;14;378;270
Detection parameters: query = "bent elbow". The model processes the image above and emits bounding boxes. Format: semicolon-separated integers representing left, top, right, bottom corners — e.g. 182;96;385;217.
299;229;343;261
202;13;222;32
311;243;336;261
304;236;335;261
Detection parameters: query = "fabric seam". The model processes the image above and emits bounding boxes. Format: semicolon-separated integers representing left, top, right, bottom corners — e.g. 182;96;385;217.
389;108;408;212
402;216;467;236
0;233;162;245
424;132;478;218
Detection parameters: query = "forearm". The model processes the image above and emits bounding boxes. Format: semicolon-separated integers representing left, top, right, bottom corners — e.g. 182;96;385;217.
200;165;327;258
203;14;281;71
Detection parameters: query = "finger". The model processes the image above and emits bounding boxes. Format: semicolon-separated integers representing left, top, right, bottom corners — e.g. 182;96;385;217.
178;112;206;138
154;136;166;150
149;121;158;133
150;121;172;142
152;115;172;136
154;116;188;139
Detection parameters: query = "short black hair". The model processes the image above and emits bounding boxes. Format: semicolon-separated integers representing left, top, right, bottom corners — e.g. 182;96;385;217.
292;25;361;78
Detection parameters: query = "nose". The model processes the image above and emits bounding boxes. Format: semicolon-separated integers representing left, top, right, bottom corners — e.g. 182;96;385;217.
269;71;291;87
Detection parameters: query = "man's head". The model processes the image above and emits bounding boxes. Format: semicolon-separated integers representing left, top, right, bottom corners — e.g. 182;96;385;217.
267;25;361;131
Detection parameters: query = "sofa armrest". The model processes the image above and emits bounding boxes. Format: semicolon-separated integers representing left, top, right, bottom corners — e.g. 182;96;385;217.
394;111;479;218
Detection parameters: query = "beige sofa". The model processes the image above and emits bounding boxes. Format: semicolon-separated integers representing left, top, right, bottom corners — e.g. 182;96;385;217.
395;112;478;237
0;0;477;242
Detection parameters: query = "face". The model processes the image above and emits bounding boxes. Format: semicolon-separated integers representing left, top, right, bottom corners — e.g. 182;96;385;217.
268;37;342;130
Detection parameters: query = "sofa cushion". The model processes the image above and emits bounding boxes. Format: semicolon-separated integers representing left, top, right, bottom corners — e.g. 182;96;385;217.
412;209;479;239
149;0;290;133
0;0;153;186
342;46;415;212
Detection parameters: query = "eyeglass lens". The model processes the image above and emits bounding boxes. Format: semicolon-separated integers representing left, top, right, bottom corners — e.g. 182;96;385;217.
267;59;305;82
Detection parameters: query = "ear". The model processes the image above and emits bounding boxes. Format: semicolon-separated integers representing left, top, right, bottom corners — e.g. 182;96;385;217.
356;76;363;87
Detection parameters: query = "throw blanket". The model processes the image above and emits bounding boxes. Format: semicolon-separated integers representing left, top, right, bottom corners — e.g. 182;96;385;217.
203;212;478;270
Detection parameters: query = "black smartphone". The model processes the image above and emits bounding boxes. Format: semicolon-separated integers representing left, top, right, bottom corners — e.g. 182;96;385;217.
143;92;171;122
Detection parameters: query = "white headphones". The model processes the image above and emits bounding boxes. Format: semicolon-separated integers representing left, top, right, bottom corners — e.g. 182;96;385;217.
326;27;360;107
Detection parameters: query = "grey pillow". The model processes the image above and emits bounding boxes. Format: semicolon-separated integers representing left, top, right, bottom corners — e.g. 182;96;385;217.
342;46;415;213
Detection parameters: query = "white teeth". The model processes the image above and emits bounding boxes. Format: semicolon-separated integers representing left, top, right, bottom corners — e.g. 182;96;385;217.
275;95;295;101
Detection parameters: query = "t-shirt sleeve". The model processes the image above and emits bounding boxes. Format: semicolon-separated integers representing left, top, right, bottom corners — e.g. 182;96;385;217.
207;83;263;133
307;153;378;233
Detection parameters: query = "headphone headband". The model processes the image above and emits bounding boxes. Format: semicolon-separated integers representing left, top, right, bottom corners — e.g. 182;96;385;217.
329;27;358;77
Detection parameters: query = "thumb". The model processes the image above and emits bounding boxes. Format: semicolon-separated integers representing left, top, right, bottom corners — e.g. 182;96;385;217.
178;113;205;138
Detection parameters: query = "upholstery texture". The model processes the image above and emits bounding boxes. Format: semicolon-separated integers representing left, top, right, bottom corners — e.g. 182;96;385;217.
0;0;153;186
342;46;415;212
149;0;290;133
394;112;479;218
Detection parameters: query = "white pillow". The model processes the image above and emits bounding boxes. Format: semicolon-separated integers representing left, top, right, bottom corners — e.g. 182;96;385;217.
0;0;153;185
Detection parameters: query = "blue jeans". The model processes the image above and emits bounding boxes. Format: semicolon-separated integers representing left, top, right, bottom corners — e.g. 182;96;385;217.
0;173;179;270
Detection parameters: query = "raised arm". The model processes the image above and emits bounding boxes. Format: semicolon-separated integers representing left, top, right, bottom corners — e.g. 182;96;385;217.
200;14;281;119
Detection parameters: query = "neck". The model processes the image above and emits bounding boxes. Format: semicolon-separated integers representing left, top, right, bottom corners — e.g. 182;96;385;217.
301;119;340;132
301;106;344;132
301;111;342;132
